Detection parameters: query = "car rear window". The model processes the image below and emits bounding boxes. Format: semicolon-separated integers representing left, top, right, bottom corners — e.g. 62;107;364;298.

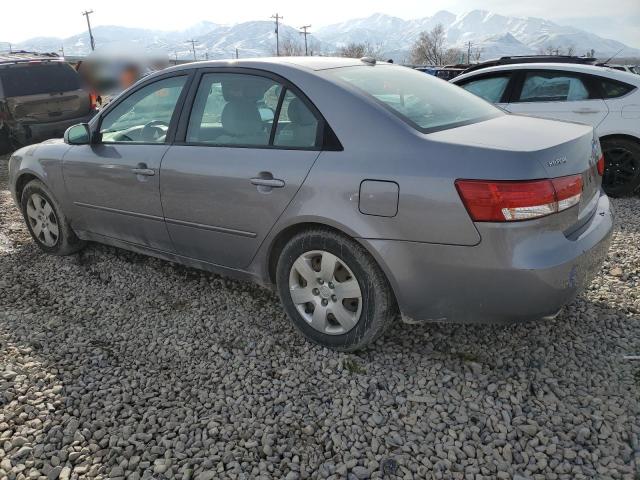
599;79;635;98
323;65;501;133
0;62;81;97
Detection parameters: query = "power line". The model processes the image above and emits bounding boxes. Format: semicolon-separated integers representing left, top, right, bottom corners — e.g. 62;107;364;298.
186;39;198;60
271;13;283;56
81;10;96;51
300;25;311;56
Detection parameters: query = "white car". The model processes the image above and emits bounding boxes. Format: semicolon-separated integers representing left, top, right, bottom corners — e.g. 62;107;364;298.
452;63;640;196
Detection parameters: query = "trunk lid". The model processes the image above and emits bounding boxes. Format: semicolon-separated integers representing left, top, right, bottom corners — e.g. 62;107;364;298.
427;114;601;232
6;90;89;123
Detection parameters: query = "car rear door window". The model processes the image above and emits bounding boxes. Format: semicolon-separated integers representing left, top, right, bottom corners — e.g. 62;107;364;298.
273;90;319;148
186;73;319;149
186;73;279;146
599;79;635;98
100;76;187;143
518;72;590;102
460;74;511;103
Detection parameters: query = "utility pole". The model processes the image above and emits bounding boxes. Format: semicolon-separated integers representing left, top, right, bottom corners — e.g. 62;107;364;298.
186;39;197;60
235;48;239;59
466;41;472;64
300;25;311;56
59;44;65;57
271;13;283;56
81;10;96;51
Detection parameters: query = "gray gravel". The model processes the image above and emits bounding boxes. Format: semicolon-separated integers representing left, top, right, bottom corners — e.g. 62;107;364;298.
1;154;639;480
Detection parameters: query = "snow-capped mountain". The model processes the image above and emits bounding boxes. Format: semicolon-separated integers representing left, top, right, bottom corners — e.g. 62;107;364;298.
316;10;639;61
11;10;640;62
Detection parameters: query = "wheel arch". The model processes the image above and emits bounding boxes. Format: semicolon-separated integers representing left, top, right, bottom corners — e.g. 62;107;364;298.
14;172;43;203
265;221;401;308
599;133;640;145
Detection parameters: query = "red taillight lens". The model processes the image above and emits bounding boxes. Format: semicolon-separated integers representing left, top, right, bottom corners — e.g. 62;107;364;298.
456;174;583;222
597;154;605;176
552;175;583;211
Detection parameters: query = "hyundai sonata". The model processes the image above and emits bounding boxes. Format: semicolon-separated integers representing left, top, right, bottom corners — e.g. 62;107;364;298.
8;57;613;351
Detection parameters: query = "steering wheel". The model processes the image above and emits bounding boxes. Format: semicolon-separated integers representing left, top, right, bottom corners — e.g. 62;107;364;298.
141;120;170;142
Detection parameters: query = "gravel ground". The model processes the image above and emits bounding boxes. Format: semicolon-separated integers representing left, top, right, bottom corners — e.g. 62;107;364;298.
0;153;639;480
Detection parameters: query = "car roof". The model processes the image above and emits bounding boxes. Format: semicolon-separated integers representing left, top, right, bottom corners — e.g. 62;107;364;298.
0;51;65;66
163;56;369;74
453;62;640;85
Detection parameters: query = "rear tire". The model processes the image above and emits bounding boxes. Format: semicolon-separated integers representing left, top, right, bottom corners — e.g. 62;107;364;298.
601;137;640;197
276;228;397;352
20;179;85;255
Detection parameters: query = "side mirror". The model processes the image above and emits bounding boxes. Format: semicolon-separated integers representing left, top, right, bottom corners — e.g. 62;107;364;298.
64;123;91;145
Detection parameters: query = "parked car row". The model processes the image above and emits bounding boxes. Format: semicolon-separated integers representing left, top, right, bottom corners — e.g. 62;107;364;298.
9;57;613;350
451;62;640;196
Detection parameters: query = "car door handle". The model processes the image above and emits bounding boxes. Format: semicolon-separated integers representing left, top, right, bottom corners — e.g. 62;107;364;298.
572;108;599;114
131;163;155;176
250;178;285;188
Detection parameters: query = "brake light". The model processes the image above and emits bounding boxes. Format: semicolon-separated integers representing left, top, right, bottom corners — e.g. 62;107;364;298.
597;154;605;176
455;175;583;222
89;92;98;110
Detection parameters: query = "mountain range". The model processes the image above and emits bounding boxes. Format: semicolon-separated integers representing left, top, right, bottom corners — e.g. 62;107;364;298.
12;10;640;63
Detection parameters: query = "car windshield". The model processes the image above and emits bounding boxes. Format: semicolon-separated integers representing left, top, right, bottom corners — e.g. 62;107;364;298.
323;65;501;132
0;62;81;97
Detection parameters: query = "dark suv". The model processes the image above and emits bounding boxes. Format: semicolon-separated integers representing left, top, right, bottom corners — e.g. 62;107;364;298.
0;52;96;153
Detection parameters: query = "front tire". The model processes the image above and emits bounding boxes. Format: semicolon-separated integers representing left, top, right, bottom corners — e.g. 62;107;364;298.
20;179;85;255
276;228;397;351
601;137;640;197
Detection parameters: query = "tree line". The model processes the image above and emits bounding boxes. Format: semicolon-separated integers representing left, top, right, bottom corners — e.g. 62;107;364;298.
280;23;593;65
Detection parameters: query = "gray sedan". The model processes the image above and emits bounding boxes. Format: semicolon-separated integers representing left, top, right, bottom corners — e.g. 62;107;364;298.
8;57;613;351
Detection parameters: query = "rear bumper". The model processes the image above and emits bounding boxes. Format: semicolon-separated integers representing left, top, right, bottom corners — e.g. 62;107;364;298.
11;112;96;145
363;192;614;324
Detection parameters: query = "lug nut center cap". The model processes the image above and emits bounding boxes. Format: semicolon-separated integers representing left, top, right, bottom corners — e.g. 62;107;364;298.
319;285;332;299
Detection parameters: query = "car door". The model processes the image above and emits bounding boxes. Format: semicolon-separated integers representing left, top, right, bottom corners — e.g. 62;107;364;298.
456;71;513;110
62;73;191;251
160;69;323;269
505;70;609;128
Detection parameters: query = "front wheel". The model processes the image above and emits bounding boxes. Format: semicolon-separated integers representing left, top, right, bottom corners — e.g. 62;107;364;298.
20;179;85;255
601;138;640;197
276;228;397;351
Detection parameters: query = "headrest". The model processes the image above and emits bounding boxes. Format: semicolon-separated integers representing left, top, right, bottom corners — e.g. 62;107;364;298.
287;98;316;126
221;77;271;102
221;101;263;136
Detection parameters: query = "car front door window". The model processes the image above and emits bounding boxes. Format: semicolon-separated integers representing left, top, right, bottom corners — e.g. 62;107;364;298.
461;75;511;103
100;76;187;143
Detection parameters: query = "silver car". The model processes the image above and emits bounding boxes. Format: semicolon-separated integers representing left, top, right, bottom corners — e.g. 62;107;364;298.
8;57;613;351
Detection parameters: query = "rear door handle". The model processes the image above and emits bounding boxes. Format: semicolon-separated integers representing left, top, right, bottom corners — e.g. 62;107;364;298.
250;178;285;188
572;108;599;114
132;163;155;176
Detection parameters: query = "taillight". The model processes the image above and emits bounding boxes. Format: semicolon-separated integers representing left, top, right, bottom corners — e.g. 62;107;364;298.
456;175;583;222
552;175;583;211
597;154;605;176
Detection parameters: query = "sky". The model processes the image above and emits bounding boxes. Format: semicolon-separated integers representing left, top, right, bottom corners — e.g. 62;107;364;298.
2;0;639;47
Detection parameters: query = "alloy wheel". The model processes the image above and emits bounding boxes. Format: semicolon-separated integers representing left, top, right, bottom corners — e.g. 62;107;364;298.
25;193;59;247
602;146;639;194
288;250;363;335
